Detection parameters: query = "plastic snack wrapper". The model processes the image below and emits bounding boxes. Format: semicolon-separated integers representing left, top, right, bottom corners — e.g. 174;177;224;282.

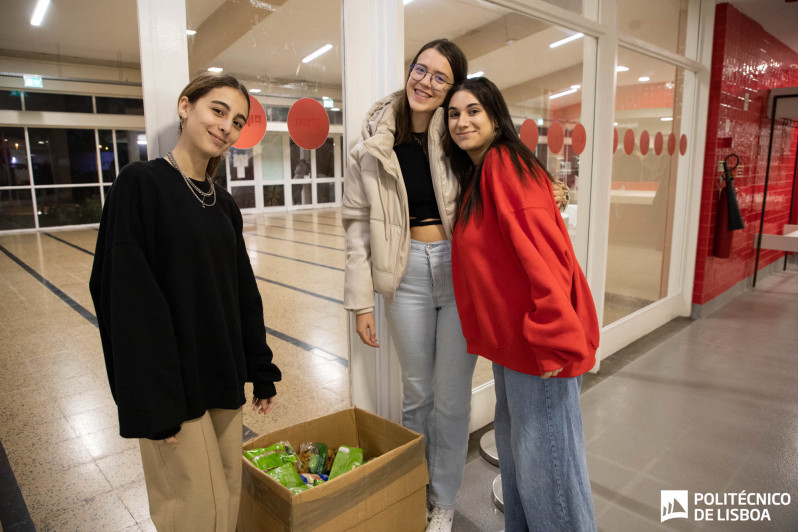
243;441;297;471
267;463;309;495
300;473;328;487
328;445;364;479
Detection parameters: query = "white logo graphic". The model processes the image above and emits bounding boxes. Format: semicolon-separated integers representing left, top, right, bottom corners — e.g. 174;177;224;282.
661;490;689;522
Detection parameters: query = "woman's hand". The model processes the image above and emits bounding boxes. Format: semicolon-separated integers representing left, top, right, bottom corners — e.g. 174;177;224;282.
355;312;380;347
552;179;570;212
541;367;564;379
252;396;276;415
162;433;179;444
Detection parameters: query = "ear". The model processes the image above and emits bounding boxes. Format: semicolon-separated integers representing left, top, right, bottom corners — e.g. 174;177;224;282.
177;96;190;120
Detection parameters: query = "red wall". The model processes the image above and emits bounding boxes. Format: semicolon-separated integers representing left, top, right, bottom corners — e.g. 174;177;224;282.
692;3;798;305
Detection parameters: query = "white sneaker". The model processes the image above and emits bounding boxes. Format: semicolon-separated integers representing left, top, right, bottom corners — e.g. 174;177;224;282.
425;506;454;532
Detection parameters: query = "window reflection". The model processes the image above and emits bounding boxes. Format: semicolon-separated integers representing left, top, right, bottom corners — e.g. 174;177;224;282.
0;189;35;230
0;128;29;187
29;129;99;185
36;187;102;227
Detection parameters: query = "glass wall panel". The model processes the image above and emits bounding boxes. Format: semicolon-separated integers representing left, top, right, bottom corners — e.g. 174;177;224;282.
115;130;147;170
260;134;284;182
96;97;145;115
231;186;256;209
406;0;590;389
263;184;285;207
317;182;335;204
618;0;689;55
36;186;102;227
230;148;255;181
316;138;336;178
290;140;312;206
0;128;30;187
24;92;93;113
29;128;99;185
603;47;684;325
98;130;116;182
0;189;35;230
0;90;22;111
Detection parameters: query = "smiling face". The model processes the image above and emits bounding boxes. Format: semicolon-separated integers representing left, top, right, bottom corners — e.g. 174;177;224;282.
405;48;455;121
178;86;249;158
447;89;497;164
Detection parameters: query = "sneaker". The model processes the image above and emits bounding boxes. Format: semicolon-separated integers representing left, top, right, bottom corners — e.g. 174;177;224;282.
425;506;454;532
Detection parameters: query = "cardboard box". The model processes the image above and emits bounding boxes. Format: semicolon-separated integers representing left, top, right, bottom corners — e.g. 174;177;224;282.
238;407;428;532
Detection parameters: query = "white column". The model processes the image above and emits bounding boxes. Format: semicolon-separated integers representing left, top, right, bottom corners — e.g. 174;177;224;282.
136;0;190;159
342;0;404;422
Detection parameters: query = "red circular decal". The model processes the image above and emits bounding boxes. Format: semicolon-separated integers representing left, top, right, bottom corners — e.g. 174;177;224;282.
613;128;618;152
287;98;330;150
680;134;688;156
571;123;587;155
639;130;650;155
667;133;676;155
623;129;635;155
520;119;539;151
654;132;663;155
548;121;564;154
234;95;267;149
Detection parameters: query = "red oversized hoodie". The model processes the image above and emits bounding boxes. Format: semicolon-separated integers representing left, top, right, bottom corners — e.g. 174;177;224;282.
451;147;599;377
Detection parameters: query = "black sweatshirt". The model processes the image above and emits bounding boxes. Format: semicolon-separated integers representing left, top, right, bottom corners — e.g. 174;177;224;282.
89;158;281;439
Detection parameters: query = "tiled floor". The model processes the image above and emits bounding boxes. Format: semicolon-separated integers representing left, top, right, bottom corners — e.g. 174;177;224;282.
1;209;796;531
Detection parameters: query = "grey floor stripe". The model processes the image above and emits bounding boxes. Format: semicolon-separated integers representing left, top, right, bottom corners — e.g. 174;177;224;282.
0;438;35;532
248;221;344;238
43;232;95;256
254;275;343;305
265;326;348;367
249;249;344;272
245;232;344;251
0;245;98;327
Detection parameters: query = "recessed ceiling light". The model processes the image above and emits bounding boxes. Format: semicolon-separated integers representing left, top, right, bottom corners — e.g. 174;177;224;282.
331;108;341;112
31;0;51;26
302;44;333;64
638;76;650;82
660;117;673;121
403;0;414;4
249;88;261;94
570;84;581;89
186;30;197;36
467;71;484;79
549;88;578;100
549;33;584;49
616;65;630;72
207;67;223;73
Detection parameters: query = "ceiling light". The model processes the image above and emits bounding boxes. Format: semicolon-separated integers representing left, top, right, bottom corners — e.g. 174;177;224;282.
660;117;673;121
549;32;584;49
186;30;197;36
613;122;618;126
207;67;223;73
137;134;147;145
302;44;333;64
467;71;484;79
616;65;630;72
570;84;581;89
331;108;341;112
549;88;578;100
248;88;261;94
638;76;650;82
31;0;51;26
404;0;414;4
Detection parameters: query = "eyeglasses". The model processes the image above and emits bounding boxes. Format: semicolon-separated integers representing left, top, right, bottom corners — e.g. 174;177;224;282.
409;64;453;91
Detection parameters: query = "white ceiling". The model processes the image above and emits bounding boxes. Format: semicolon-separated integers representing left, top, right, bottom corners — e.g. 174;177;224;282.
0;0;795;105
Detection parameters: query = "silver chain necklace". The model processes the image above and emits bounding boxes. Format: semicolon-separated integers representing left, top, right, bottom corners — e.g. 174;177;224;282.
166;151;216;208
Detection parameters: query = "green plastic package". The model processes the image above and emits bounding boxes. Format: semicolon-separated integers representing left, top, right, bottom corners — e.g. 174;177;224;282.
328;445;364;479
267;463;309;495
244;441;297;471
309;442;328;474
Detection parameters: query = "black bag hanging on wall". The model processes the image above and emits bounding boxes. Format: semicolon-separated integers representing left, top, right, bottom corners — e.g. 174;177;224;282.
713;154;745;258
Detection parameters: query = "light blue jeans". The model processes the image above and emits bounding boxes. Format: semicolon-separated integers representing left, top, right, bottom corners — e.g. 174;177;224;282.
385;240;478;509
493;363;597;532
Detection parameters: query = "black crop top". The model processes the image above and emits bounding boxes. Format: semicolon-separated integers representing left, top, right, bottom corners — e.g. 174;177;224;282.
394;134;442;227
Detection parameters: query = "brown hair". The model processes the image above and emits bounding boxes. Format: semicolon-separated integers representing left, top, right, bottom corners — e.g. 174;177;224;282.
177;72;250;180
394;39;468;146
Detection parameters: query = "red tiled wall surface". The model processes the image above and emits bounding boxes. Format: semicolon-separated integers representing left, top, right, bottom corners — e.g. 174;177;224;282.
692;3;798;305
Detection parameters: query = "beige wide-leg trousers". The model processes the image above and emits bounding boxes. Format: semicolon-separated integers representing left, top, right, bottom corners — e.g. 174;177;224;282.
139;408;243;532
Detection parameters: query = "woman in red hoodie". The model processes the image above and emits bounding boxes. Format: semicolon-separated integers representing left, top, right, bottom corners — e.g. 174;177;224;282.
445;77;599;532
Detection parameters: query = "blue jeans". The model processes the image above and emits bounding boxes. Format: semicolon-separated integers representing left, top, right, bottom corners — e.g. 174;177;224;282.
385;240;477;509
493;363;596;532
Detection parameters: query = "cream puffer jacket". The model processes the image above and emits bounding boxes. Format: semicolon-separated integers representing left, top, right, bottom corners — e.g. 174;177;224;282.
342;92;459;314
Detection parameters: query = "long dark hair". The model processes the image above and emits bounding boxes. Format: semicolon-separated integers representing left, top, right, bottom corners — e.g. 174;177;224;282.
394;39;468;146
178;72;250;180
444;77;553;226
